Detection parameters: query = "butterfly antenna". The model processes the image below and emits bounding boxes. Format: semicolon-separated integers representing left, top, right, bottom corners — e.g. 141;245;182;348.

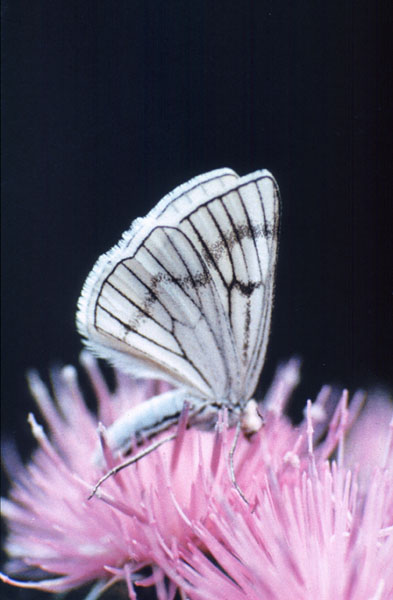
88;432;177;499
229;421;249;504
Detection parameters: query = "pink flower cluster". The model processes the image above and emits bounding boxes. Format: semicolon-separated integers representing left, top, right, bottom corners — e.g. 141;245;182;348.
1;354;392;600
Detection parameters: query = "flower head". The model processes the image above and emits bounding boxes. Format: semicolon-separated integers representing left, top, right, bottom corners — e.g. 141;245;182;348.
1;355;392;599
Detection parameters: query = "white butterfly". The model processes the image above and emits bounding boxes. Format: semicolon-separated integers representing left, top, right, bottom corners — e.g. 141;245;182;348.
77;168;280;460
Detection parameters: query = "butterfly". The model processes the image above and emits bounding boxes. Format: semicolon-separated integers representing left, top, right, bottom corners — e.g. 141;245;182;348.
77;168;280;473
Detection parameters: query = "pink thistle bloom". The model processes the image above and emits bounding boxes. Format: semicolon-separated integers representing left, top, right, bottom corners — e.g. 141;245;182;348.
1;355;392;600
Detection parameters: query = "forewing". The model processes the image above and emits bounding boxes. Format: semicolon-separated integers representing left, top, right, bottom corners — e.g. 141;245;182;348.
176;172;279;400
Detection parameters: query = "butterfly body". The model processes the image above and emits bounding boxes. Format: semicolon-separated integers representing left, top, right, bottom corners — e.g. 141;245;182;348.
77;168;279;458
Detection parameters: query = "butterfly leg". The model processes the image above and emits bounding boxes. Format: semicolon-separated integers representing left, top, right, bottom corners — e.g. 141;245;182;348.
229;420;249;504
88;431;178;499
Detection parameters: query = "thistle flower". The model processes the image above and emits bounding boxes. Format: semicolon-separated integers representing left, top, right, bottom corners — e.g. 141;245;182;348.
1;355;392;599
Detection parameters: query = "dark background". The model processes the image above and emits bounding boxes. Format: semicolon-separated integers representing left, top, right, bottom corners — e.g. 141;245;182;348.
2;2;392;599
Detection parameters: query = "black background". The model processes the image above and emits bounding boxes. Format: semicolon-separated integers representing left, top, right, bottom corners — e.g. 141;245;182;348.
2;2;392;599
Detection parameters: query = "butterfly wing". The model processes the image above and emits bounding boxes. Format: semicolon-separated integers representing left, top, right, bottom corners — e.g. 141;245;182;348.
174;172;280;401
77;168;279;404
